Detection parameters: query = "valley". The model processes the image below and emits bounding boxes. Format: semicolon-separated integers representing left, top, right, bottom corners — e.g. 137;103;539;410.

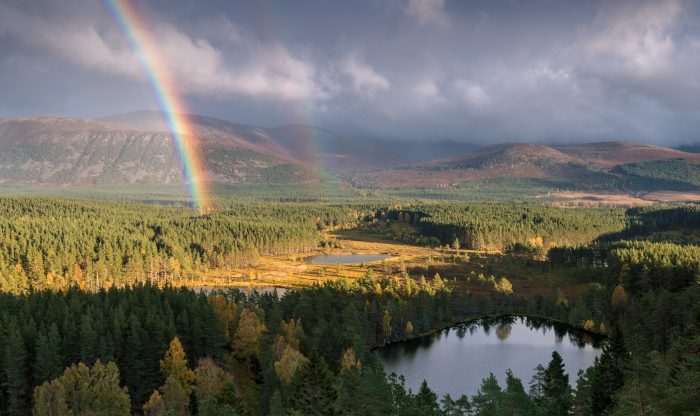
4;1;700;415
0;195;697;415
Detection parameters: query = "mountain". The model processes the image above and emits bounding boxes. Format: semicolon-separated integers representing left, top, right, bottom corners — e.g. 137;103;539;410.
0;115;310;186
100;111;293;160
1;113;698;192
554;141;698;169
350;142;700;191
102;111;474;170
0;112;472;187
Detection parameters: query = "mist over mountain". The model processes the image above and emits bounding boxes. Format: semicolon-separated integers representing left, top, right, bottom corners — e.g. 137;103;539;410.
101;111;475;169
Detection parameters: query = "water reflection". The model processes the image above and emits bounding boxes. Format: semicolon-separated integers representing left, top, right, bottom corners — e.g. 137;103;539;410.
377;316;603;398
495;324;512;341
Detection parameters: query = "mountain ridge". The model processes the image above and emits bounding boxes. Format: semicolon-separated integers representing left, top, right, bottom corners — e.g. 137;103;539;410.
1;113;698;193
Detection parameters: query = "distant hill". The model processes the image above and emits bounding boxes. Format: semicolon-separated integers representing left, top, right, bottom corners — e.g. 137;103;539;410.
677;143;700;153
554;141;698;169
0;116;309;186
1;113;697;192
350;142;700;191
101;111;474;170
0;113;472;187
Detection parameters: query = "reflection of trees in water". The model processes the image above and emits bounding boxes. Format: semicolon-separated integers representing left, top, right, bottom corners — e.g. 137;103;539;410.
495;324;512;341
471;316;603;347
456;325;467;339
524;316;603;348
380;315;604;362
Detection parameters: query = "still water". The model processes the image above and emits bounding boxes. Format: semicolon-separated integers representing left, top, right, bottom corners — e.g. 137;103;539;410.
191;286;289;296
377;316;602;399
304;254;389;264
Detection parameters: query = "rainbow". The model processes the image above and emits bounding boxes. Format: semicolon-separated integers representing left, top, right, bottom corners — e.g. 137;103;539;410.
105;0;211;214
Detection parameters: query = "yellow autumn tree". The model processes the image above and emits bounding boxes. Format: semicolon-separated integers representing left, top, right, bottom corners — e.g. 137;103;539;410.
274;345;308;384
160;337;194;395
405;321;414;336
233;308;267;362
340;347;362;374
611;284;628;307
494;277;513;295
143;391;166;416
382;310;392;342
193;357;230;403
280;318;304;350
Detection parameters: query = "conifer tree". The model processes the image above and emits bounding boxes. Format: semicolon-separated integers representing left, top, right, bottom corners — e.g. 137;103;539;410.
289;352;338;416
590;325;627;415
3;320;28;416
471;373;501;416
414;380;441;415
268;390;286;416
543;351;572;415
502;370;534;414
33;324;63;384
529;364;547;404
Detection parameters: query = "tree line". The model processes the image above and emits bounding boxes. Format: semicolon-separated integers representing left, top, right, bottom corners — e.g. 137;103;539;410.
0;197;369;294
374;203;628;251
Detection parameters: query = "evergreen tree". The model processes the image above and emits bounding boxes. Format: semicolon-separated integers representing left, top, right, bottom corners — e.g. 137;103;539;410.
543;351;572;416
268;390;286;416
573;368;594;416
414;380;441;415
529;364;547;404
80;314;99;365
502;370;535;415
590;325;627;415
289;352;338;416
471;373;502;416
3;320;28;416
33;324;63;384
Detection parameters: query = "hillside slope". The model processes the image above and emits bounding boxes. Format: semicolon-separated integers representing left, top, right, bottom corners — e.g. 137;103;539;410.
351;142;700;191
103;111;474;170
0;116;313;186
2;113;698;193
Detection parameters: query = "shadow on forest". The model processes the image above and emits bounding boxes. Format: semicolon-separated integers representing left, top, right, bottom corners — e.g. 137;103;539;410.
597;206;700;243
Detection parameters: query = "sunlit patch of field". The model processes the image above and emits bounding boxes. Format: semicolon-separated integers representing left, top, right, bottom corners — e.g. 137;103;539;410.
182;229;583;304
537;190;700;206
536;192;653;206
643;191;700;202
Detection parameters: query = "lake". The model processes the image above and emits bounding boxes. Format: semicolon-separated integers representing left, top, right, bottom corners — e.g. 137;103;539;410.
377;316;602;399
190;286;289;297
304;254;389;264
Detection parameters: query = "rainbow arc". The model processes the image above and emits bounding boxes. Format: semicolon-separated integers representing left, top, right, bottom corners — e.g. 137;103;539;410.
106;0;211;214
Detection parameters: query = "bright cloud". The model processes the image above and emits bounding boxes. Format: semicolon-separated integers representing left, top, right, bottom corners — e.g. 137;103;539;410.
454;80;490;109
337;53;391;97
0;3;324;101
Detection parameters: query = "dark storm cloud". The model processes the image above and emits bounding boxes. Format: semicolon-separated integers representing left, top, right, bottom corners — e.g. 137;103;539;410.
1;0;699;145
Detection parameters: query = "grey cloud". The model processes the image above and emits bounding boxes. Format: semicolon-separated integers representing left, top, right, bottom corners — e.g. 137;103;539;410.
404;0;450;28
0;0;699;145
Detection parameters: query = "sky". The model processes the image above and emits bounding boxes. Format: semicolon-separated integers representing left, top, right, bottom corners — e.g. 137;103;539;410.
1;0;699;145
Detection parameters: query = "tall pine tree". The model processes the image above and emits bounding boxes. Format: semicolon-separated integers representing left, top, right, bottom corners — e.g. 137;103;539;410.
289;352;338;416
